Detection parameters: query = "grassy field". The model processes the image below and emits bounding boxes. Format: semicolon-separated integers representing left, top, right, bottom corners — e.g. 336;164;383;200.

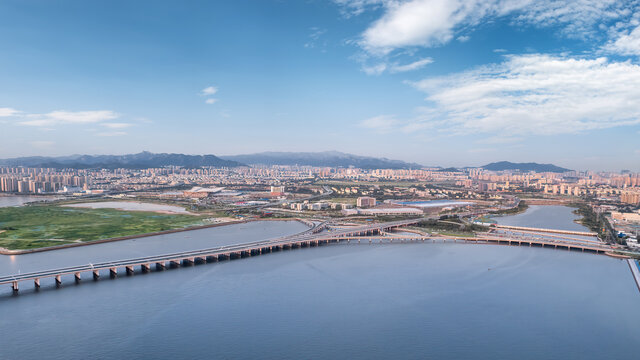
0;205;206;250
327;197;357;205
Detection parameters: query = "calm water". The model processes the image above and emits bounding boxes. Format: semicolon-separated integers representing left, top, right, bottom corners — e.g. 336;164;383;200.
492;205;586;231
0;220;308;275
0;206;638;359
0;195;60;207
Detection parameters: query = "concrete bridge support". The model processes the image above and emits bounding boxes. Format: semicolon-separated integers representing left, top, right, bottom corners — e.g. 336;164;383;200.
34;278;40;288
74;272;81;282
170;260;181;268
93;270;100;280
141;263;151;273
12;281;18;292
110;267;117;278
156;262;166;271
55;275;62;286
126;266;134;275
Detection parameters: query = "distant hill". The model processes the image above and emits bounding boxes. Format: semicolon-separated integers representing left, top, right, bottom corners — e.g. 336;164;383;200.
0;151;244;169
481;161;570;173
221;151;423;169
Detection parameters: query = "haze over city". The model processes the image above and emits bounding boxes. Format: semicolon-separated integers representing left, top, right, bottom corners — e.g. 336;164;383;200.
1;1;639;171
3;2;640;359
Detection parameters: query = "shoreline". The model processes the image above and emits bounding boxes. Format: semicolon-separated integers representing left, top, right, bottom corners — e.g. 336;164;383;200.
0;217;312;256
626;259;640;292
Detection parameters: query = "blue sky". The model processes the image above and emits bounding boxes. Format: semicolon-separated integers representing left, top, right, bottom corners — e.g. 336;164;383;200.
0;0;639;171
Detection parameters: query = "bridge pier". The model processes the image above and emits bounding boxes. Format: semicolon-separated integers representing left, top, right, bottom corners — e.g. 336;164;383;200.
182;258;195;266
55;275;62;286
12;281;18;292
170;260;181;268
93;270;100;280
74;272;81;282
156;262;166;270
110;267;117;277
34;278;40;288
126;266;134;275
142;263;151;273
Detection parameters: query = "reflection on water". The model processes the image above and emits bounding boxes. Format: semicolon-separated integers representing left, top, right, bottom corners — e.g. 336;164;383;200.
0;206;638;360
0;221;308;275
492;205;587;231
0;195;61;207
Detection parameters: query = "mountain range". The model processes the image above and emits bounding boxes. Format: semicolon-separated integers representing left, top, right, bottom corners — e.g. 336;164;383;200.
480;161;571;173
0;152;243;169
220;151;423;169
0;151;422;169
0;152;570;172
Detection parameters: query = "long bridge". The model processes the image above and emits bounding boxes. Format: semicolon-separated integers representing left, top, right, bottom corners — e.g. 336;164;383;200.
0;218;623;293
0;218;423;292
492;224;597;237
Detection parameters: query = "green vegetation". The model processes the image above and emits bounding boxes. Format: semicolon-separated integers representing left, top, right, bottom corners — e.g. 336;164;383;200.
571;203;610;240
413;218;489;236
327;197;357;205
490;200;528;215
0;205;206;250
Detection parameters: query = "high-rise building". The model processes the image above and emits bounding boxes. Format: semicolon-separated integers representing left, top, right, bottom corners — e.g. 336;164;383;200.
357;196;376;208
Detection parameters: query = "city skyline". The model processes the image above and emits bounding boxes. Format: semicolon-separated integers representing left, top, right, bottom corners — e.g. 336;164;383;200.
1;0;639;171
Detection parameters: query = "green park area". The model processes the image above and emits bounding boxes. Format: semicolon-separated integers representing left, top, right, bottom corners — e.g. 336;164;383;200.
0;205;205;250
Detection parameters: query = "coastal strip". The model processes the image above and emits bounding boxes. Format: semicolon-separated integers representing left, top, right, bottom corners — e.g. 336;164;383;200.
627;259;640;293
0;218;313;256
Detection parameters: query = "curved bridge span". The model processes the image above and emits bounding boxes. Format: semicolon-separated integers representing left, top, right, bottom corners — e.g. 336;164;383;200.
1;218;624;293
0;218;423;292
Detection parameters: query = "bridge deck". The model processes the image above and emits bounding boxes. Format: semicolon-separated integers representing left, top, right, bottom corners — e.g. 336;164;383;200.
493;224;597;237
0;218;622;292
0;218;423;288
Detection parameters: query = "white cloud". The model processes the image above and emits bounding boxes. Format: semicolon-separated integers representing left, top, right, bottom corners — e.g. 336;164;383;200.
305;27;328;48
604;24;640;56
205;98;218;104
406;54;640;135
457;35;471;42
29;140;55;148
361;57;433;75
359;114;401;132
348;0;635;54
362;63;387;75
19;110;119;127
0;107;19;117
389;57;433;73
97;131;127;137
333;0;387;17
100;122;133;129
201;86;218;96
45;110;118;123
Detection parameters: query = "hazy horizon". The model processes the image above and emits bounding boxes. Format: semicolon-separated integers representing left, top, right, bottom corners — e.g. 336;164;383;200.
0;149;620;172
1;1;639;171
